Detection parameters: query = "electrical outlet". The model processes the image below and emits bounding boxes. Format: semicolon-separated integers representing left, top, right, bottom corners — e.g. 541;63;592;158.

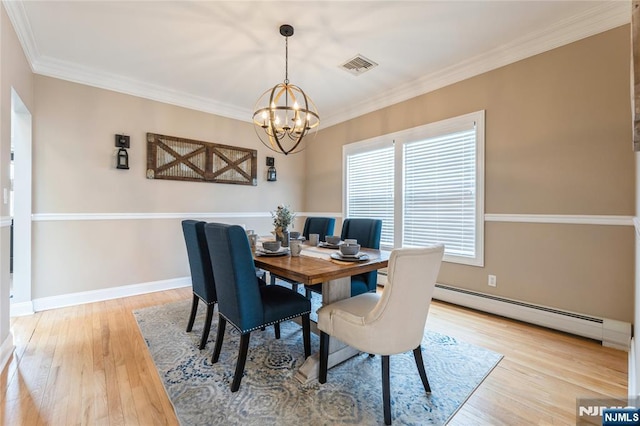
488;275;497;287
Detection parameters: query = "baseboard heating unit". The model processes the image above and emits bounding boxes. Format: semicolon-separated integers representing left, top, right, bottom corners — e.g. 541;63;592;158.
433;284;631;351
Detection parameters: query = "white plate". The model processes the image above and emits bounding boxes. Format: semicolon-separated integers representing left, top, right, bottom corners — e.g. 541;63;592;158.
330;252;369;262
256;248;290;257
319;242;341;249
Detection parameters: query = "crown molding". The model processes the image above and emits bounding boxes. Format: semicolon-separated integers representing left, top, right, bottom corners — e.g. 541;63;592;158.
32;55;252;122
4;1;631;128
321;0;631;128
2;0;38;72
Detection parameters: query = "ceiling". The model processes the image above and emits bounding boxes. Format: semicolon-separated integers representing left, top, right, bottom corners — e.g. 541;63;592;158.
4;1;630;128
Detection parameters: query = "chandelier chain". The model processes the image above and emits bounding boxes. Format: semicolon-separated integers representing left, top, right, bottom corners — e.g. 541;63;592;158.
284;36;289;84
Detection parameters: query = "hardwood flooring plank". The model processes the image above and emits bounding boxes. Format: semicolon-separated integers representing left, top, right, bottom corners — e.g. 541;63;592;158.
2;288;627;425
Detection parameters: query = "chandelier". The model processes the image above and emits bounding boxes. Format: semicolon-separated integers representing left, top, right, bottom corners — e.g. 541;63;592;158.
252;24;320;155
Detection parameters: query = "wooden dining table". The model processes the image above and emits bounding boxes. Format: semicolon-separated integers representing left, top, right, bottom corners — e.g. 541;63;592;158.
254;244;390;383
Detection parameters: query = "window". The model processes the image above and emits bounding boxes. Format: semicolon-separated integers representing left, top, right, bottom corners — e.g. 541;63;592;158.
345;145;394;247
343;111;484;266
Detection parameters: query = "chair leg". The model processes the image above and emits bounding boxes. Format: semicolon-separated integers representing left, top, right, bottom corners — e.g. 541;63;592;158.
270;273;277;285
382;355;392;425
412;346;431;394
231;333;251;392
302;314;311;358
291;283;299;293
186;294;199;332
274;322;281;339
211;315;226;364
257;269;266;281
305;288;312;299
319;331;330;384
198;303;215;350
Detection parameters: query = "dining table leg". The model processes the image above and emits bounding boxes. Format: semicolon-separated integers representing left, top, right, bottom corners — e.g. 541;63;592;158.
294;275;361;384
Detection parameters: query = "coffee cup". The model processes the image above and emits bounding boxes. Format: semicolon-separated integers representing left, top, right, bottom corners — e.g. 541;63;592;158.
290;240;302;257
248;233;258;252
308;233;319;246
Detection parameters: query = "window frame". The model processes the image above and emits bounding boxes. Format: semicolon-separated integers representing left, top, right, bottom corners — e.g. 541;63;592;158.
343;136;395;250
342;110;485;266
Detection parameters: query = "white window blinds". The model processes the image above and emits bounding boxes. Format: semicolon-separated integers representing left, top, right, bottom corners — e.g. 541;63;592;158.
345;147;394;246
403;126;477;259
343;110;484;266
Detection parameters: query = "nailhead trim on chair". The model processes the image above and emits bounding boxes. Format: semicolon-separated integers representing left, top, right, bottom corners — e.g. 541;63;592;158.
220;311;311;334
195;293;217;306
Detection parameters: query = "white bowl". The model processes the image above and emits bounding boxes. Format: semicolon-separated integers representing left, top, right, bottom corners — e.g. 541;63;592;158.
262;240;281;252
325;235;341;245
339;243;360;256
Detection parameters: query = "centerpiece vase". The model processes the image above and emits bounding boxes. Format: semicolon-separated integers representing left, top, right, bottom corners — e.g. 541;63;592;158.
276;229;290;247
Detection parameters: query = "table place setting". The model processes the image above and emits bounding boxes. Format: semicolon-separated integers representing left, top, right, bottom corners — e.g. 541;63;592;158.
317;235;342;249
330;252;370;262
255;248;290;257
255;240;290;257
317;242;341;249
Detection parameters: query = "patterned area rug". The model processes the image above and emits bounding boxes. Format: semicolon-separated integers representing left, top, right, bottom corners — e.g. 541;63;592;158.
134;297;502;425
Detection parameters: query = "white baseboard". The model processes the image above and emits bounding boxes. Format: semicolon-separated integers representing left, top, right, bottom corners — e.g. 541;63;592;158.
10;300;34;317
0;332;15;375
31;277;191;312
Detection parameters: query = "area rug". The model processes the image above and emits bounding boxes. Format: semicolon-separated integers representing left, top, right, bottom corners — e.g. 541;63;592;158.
134;297;502;425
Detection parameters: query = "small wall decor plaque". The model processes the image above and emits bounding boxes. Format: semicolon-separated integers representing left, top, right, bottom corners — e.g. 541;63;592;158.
146;133;257;185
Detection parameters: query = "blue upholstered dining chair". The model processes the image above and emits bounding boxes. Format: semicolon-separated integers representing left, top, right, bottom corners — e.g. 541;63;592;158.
318;245;444;425
182;220;217;350
270;216;336;292
302;216;336;242
305;218;383;298
204;222;312;392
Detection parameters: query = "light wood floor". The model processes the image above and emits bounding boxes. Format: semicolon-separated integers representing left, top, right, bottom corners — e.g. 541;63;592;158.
1;286;627;425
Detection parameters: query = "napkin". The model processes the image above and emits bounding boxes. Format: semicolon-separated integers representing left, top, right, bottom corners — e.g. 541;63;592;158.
300;248;331;260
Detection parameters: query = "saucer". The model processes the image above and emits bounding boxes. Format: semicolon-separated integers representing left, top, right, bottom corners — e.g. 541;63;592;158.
330;252;369;262
319;242;341;249
256;248;290;257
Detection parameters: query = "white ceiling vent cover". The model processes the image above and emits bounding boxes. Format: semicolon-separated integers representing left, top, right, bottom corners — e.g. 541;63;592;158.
340;54;378;76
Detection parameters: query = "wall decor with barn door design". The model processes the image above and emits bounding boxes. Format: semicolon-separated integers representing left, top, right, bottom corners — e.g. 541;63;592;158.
146;133;257;185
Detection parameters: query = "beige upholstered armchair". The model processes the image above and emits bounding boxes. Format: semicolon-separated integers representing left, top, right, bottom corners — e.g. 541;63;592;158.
317;245;444;425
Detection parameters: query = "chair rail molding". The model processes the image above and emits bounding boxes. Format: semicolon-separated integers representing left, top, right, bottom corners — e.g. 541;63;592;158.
485;213;634;226
0;216;11;227
32;212;271;221
31;212;344;222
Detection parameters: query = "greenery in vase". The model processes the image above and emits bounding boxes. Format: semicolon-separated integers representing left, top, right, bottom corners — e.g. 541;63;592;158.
272;205;295;238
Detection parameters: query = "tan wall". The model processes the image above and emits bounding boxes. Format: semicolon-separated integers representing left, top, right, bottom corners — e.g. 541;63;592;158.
1;5;35;347
3;17;634;324
30;76;307;298
306;26;635;322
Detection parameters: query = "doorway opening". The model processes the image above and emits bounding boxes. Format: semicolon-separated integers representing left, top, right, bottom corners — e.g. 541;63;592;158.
10;88;33;315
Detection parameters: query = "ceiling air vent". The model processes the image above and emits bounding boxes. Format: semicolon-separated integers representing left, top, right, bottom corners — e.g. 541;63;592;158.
340;54;378;76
